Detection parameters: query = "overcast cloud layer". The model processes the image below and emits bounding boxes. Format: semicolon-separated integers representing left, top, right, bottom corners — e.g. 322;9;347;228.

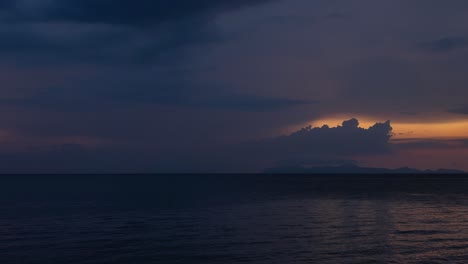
0;0;467;172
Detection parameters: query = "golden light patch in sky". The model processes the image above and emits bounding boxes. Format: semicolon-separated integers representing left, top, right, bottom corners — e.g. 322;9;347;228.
282;115;468;171
302;116;468;139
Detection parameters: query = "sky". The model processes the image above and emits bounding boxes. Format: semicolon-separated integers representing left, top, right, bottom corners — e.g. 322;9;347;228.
1;0;468;173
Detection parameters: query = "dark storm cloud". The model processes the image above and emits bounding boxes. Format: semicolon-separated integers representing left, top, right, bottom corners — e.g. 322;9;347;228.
0;24;130;63
0;0;11;9
199;119;395;172
0;82;313;112
252;118;393;157
189;94;315;112
2;0;468;173
56;0;273;26
0;15;219;65
0;0;274;64
2;0;273;26
185;118;394;171
0;0;296;114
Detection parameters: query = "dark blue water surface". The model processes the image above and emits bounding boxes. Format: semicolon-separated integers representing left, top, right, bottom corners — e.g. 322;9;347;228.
2;175;468;264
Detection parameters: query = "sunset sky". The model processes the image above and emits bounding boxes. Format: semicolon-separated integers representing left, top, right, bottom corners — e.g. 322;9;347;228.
1;0;468;172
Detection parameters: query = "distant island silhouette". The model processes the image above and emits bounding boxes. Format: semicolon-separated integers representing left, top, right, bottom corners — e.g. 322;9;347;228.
264;165;466;174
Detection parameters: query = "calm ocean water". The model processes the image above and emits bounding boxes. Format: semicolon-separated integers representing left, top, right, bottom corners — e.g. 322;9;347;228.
2;175;468;264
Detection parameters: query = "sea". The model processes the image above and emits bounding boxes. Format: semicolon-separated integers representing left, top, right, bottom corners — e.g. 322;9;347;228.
2;174;468;264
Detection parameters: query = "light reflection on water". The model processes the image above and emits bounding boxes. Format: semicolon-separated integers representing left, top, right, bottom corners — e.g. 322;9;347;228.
1;175;468;264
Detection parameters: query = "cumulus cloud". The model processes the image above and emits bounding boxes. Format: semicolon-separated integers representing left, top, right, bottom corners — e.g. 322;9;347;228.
252;118;392;156
201;118;395;172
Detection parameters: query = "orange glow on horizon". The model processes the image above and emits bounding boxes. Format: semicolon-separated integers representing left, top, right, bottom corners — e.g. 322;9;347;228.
280;115;468;171
298;116;468;140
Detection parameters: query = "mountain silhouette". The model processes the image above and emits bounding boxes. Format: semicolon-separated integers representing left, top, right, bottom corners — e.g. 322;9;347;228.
264;165;466;174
